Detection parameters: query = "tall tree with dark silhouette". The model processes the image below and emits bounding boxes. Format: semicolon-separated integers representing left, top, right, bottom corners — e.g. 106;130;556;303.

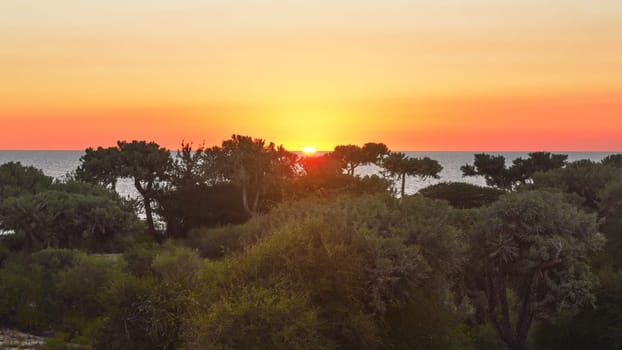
382;152;442;197
78;141;172;239
75;146;122;191
462;152;568;190
116;141;172;239
331;142;389;176
205;135;298;216
467;191;604;350
0;161;53;198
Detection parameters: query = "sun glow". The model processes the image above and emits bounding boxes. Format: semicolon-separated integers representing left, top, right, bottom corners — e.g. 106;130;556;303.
302;146;317;155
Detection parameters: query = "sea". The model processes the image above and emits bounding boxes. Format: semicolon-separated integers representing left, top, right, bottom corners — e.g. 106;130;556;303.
0;151;618;197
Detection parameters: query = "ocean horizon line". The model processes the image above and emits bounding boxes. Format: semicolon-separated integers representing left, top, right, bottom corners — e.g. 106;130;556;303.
0;149;621;153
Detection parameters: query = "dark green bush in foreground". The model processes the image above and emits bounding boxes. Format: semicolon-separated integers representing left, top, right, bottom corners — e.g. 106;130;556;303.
419;182;505;209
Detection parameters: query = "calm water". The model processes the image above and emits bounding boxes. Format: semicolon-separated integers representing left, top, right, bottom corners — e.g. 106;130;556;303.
0;151;617;197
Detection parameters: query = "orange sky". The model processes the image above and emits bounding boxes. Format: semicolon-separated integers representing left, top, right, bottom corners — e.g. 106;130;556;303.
1;1;621;151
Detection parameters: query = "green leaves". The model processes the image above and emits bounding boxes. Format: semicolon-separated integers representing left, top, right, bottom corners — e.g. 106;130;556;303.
462;152;568;190
0;162;53;200
469;190;604;350
381;152;443;197
0;189;142;252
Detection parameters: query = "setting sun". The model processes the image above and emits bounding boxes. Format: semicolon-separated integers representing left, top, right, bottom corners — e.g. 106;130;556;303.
302;146;317;155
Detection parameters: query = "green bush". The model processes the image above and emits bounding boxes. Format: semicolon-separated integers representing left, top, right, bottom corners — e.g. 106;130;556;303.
123;241;160;277
186;225;247;259
94;276;192;350
189;287;329;350
0;190;142;252
419;182;505;209
95;245;201;350
186;194;469;349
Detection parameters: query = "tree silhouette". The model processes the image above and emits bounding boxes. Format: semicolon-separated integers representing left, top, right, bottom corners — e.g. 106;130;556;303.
462;152;568;190
382;152;442;197
331;142;389;176
116;141;172;239
205;135;298;216
467;191;604;350
75;146;122;191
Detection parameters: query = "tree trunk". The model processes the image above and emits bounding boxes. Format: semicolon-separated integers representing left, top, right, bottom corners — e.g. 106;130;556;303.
252;188;261;214
241;185;254;216
400;173;406;198
135;179;158;241
143;196;156;237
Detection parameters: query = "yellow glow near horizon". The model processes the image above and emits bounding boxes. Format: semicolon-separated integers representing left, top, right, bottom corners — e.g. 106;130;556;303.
1;1;622;150
302;146;317;155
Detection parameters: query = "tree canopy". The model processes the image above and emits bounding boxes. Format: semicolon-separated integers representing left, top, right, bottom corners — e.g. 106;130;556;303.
382;152;442;197
466;190;604;350
461;152;568;190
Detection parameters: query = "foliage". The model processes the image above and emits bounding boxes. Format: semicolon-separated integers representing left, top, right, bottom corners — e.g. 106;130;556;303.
0;249;123;338
419;182;505;209
76;140;172;238
205;135;299;216
462;152;567;190
382;152;442;197
156;183;249;238
465;190;604;350
0;189;142;252
188;287;329;350
0;162;53;199
186;225;248;259
531;160;622;210
330;142;389;176
95;246;201;350
117;140;172;238
601;154;622;168
75;146;121;190
380;290;476;350
186;194;468;349
532;266;622;350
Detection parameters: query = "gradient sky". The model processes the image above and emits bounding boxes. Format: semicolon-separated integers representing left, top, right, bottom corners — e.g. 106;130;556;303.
1;0;621;151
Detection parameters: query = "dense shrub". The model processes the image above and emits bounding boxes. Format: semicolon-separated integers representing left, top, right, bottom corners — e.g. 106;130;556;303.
0;249;123;337
531;161;622;210
95;246;201;350
157;183;249;238
0;162;53;199
185;194;470;349
532;267;622;350
188;287;329;350
419;182;505;208
0;190;142;252
186;225;248;259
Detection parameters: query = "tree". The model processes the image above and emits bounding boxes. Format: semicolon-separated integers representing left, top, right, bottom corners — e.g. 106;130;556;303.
382;152;442;197
0;162;53;199
361;142;389;165
532;160;622;210
156;142;249;237
330;142;389;176
466;190;604;350
509;152;568;184
205;135;298;216
168;142;208;188
419;182;504;209
75;147;122;191
462;152;568;190
0;189;142;252
601;154;622;168
116;141;172;239
76;141;172;240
